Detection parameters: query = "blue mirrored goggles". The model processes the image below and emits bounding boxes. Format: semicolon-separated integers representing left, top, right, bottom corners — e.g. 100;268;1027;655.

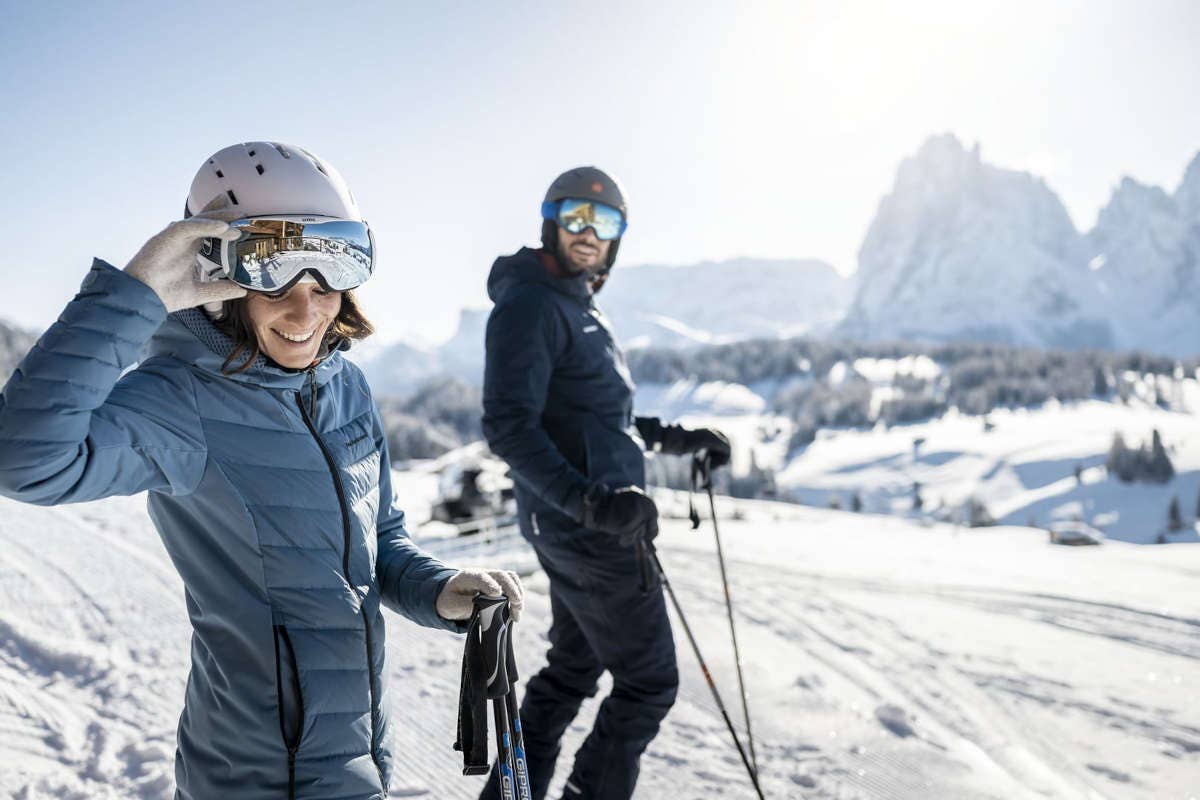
540;198;627;241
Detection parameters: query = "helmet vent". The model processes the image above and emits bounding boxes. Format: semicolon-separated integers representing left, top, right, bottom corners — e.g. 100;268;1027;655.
271;143;292;159
214;170;224;179
226;190;239;206
247;149;256;157
313;160;328;176
255;164;264;175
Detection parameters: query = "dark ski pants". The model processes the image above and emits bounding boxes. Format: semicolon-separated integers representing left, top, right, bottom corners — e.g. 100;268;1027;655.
480;524;679;800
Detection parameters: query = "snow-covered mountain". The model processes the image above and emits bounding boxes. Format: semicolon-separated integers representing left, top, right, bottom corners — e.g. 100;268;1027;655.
1086;162;1200;357
841;135;1200;357
840;134;1115;350
345;336;445;398
360;258;850;394
601;257;849;349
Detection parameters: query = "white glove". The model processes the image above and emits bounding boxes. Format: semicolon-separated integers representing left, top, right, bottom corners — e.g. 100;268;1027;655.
124;218;247;313
436;568;525;623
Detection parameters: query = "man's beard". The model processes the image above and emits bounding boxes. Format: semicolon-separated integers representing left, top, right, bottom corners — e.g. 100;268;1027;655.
557;239;604;276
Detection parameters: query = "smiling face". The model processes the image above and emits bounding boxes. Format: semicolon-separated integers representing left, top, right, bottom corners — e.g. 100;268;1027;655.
245;281;343;369
556;225;612;275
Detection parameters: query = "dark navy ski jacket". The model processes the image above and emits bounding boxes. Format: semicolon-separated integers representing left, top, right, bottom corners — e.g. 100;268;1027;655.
481;247;665;536
0;261;461;799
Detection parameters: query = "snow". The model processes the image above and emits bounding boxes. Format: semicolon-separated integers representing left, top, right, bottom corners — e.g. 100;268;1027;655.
636;378;769;417
777;399;1200;544
2;478;1198;799
852;356;942;385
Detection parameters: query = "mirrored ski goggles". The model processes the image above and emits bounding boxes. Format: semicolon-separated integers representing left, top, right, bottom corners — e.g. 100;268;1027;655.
202;216;375;292
540;198;627;241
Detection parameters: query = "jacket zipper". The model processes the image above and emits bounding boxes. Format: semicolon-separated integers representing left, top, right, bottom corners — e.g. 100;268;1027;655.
274;625;303;799
295;372;386;789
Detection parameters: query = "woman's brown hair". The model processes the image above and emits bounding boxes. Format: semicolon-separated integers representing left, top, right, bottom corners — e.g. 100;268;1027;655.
216;290;375;374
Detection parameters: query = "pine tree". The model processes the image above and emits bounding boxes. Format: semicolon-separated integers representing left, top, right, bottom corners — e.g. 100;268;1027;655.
912;481;923;512
1168;496;1184;532
1106;433;1133;482
850;492;863;513
1148;429;1175;484
966;497;994;528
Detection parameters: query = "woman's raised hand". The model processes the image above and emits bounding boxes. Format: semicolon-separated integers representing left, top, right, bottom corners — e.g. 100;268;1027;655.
124;218;247;312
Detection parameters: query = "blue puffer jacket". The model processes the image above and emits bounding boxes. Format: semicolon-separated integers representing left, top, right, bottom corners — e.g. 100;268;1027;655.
0;261;460;800
482;248;666;536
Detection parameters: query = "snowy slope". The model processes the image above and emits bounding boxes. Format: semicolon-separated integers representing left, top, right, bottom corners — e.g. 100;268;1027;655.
638;370;1200;545
777;399;1200;545
2;483;1198;799
839;135;1114;350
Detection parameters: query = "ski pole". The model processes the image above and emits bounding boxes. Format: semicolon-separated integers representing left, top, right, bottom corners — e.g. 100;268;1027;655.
504;615;533;800
694;453;758;778
492;685;517;800
647;544;766;799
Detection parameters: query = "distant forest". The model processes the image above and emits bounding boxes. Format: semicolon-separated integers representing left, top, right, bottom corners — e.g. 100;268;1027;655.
376;337;1197;462
627;338;1197;453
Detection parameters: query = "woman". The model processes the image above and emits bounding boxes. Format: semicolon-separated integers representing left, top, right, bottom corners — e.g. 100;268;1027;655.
0;142;521;800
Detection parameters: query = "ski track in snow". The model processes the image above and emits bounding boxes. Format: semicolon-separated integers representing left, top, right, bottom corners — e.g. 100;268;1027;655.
1;492;1198;799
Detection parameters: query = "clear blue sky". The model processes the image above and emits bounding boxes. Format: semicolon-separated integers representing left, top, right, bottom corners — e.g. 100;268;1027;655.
2;1;1199;344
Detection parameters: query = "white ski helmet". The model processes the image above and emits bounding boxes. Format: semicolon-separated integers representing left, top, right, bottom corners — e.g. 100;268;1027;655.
186;141;362;221
187;142;367;316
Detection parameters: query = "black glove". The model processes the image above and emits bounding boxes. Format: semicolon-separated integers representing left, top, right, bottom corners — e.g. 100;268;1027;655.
661;425;732;468
582;485;659;546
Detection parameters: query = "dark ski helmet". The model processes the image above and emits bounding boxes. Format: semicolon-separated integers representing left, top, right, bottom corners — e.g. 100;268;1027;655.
541;166;627;274
544;166;627;216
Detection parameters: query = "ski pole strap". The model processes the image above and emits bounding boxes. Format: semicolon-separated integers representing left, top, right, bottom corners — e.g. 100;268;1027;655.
454;595;511;775
635;535;659;594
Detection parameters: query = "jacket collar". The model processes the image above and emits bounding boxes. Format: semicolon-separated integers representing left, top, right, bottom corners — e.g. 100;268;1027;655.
486;247;593;304
145;307;347;390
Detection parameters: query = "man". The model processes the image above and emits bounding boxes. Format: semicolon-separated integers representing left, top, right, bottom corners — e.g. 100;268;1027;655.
480;167;731;800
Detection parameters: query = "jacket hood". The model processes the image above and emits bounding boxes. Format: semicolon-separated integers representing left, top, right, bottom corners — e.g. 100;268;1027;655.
486;247;592;305
145;307;348;390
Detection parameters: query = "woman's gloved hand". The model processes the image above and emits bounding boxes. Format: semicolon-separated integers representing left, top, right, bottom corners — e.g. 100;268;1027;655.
436;568;525;623
662;425;732;468
582;485;659;546
124;218;247;312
